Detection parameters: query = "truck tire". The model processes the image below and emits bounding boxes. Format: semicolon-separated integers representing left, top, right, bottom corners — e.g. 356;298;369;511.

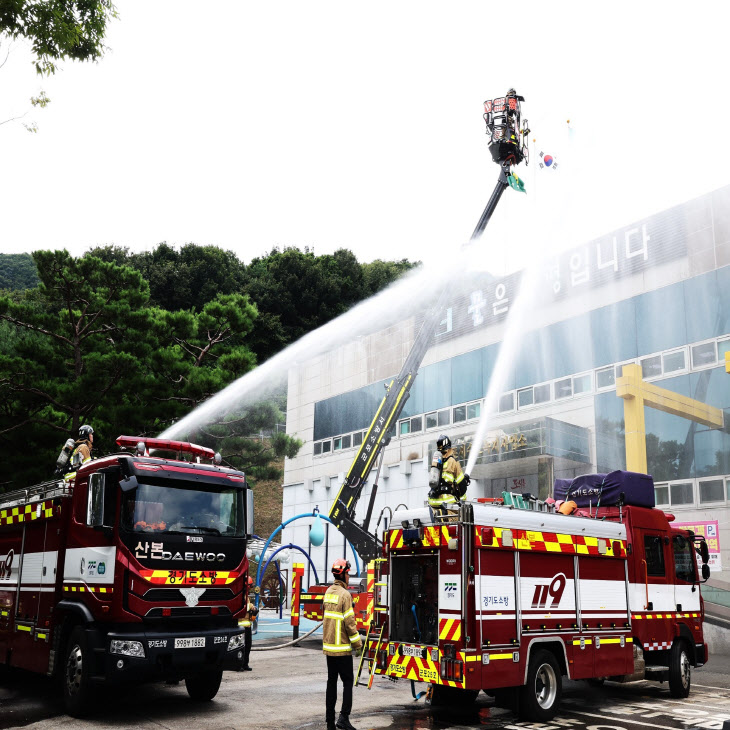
519;649;562;721
185;669;223;701
63;626;93;717
668;640;691;698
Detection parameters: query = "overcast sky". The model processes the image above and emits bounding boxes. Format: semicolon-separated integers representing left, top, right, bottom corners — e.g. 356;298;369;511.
2;2;730;271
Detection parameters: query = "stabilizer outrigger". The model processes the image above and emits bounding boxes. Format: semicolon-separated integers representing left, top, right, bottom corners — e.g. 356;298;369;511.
329;90;531;562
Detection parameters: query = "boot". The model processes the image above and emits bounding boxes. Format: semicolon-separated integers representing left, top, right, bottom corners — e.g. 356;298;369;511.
336;714;357;730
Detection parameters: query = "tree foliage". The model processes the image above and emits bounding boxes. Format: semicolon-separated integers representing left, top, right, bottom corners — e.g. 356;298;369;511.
0;252;39;290
0;250;298;490
0;0;117;75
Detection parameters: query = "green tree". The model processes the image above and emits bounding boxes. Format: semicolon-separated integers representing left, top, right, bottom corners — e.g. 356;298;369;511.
0;250;300;491
0;252;40;289
0;0;117;75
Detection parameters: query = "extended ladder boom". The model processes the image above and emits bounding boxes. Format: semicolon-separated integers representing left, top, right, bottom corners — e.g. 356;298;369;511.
330;94;529;563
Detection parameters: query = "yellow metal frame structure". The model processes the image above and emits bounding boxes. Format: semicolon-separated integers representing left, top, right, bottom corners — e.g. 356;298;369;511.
616;363;725;473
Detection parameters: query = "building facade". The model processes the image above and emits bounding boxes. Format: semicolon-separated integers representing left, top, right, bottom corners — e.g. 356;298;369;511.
282;185;730;582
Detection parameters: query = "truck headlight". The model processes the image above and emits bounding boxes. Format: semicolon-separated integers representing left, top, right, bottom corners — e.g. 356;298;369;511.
228;633;246;651
110;640;146;658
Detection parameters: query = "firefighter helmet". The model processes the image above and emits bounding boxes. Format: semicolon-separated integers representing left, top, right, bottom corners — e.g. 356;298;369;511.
78;424;94;440
436;434;451;453
331;558;351;578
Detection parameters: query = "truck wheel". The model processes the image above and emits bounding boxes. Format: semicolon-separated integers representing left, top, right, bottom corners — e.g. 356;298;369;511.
519;649;562;721
668;640;691;698
63;626;93;717
185;669;223;701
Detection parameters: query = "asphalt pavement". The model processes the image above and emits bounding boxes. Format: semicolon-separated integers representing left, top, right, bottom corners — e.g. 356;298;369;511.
1;639;730;730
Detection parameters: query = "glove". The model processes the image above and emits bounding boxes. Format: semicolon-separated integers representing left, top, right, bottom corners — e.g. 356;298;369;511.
464;474;471;487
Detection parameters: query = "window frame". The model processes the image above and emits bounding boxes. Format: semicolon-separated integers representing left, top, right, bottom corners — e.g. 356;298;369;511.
698;477;726;506
662;346;688;376
668;480;695;508
691;339;718;370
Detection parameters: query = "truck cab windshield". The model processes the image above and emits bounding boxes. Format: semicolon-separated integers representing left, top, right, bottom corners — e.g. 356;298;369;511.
121;482;244;537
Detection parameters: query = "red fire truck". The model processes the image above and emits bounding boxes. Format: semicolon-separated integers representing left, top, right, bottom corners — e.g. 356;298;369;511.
0;436;253;716
359;495;710;720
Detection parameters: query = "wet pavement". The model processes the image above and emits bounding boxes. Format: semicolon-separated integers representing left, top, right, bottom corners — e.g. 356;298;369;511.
1;643;729;730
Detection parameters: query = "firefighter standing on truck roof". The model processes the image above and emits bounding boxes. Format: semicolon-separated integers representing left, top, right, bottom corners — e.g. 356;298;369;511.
323;558;362;730
428;434;470;509
59;425;94;480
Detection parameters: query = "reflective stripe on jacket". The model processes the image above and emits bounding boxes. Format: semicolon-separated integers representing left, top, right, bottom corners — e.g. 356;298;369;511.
240;599;255;628
322;580;362;656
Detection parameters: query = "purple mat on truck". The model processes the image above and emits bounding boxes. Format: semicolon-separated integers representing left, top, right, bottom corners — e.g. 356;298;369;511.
553;470;655;509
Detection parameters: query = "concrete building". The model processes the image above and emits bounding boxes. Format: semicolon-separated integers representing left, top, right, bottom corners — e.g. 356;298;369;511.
281;185;730;583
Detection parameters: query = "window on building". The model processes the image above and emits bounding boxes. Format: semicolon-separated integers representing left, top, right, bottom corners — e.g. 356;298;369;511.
673;535;696;583
467;402;481;420
333;437;342;451
573;372;592;395
663;349;686;374
596;366;615;390
321;440;332;454
352;432;363;447
453;405;466;423
534;383;551;404
498;392;514;413
691;341;717;368
400;417;422;436
654;483;669;506
426;412;438;430
670;482;693;506
314;442;322;456
719;338;730;361
699;478;724;504
640;355;662;379
644;535;665;576
517;388;534;408
555;378;572;399
341;434;351;449
437;408;450;427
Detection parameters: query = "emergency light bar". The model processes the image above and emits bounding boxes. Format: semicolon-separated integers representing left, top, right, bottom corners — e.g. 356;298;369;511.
115;435;216;461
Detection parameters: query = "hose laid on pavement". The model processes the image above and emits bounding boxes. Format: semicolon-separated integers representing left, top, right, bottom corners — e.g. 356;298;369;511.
251;622;323;651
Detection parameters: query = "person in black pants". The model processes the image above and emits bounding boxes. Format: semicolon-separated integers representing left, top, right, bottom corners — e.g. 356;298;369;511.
322;559;362;730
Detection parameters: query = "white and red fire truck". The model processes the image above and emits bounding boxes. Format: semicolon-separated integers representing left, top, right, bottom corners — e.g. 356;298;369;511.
0;436;253;716
358;496;709;720
297;92;708;718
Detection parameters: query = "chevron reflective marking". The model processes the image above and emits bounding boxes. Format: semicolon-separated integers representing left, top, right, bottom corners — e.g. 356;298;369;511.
438;618;462;641
475;525;626;558
389;526;450;550
0;500;55;527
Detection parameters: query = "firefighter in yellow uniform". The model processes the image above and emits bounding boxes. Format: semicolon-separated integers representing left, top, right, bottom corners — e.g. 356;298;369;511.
427;434;470;510
323;559;362;730
62;425;94;481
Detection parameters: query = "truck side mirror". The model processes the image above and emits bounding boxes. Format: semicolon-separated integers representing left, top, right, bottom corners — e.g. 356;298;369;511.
702;563;711;581
246;489;254;538
700;541;710;565
87;473;105;527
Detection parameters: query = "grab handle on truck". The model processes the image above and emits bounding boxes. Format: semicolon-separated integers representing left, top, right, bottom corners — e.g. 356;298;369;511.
641;559;649;610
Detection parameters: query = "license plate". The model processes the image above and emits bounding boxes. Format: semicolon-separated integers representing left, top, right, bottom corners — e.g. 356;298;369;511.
401;644;423;657
174;637;206;649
